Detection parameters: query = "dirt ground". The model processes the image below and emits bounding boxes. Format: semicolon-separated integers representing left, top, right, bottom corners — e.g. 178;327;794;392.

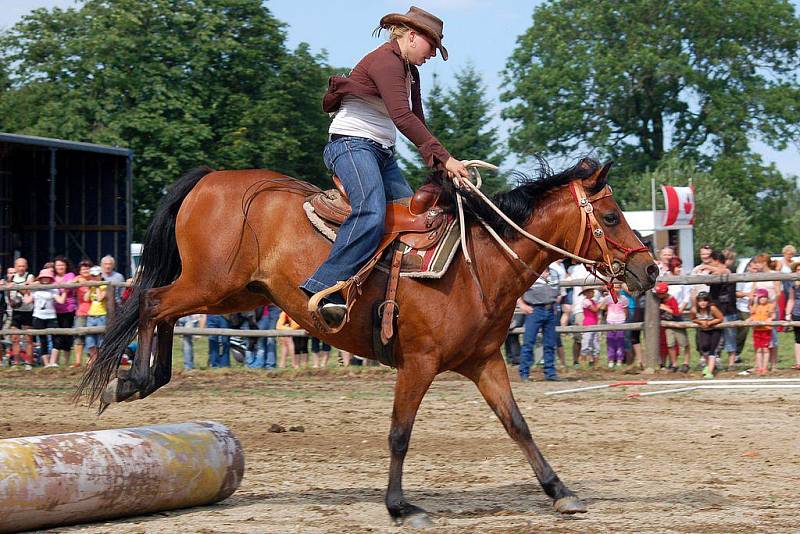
2;367;800;533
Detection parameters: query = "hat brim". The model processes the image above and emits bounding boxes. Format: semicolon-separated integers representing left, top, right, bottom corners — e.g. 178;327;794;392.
379;13;448;61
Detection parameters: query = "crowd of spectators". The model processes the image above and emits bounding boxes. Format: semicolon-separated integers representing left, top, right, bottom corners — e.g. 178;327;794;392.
3;242;799;377
1;255;367;371
509;242;800;380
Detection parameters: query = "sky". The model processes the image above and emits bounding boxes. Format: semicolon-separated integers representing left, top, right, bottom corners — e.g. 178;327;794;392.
1;0;798;178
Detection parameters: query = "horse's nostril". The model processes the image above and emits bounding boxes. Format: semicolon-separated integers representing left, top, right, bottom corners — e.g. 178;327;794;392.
646;264;659;281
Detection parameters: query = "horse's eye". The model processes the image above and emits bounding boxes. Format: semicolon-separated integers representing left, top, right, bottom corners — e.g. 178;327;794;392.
603;212;620;226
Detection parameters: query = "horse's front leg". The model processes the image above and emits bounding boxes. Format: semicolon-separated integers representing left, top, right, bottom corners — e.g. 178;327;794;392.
385;363;437;527
460;352;587;514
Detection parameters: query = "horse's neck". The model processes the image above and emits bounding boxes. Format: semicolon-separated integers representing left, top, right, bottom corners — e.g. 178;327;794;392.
473;191;573;308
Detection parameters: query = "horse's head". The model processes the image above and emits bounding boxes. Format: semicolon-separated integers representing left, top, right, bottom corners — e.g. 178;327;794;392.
564;159;658;293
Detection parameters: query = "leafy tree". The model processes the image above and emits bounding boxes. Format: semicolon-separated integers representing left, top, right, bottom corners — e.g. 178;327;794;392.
401;66;507;192
502;0;800;174
0;0;332;237
502;0;800;251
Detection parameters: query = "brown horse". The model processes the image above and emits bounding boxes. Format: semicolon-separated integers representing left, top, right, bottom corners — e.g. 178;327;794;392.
78;158;656;526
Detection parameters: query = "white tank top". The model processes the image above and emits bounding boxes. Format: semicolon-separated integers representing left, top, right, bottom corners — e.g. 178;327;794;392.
329;95;396;148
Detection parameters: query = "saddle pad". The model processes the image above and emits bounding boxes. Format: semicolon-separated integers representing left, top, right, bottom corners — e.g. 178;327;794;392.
303;202;461;279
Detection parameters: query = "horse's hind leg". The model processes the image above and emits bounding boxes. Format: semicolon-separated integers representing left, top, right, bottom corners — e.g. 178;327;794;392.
102;288;164;404
103;279;267;405
459;352;586;514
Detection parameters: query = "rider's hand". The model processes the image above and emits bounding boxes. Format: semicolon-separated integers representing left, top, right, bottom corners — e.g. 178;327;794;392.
444;157;470;181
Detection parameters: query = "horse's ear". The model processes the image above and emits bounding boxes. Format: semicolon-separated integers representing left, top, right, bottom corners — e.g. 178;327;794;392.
586;160;613;191
598;161;613;184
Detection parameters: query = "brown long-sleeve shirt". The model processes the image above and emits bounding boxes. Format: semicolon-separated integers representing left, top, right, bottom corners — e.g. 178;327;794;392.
322;40;451;168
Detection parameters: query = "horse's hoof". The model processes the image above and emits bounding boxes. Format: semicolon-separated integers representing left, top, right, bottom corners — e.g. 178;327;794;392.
100;377;139;405
100;379;120;405
396;512;433;528
554;495;587;514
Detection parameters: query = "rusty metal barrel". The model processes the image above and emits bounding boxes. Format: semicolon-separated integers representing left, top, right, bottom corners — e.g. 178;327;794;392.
0;421;244;533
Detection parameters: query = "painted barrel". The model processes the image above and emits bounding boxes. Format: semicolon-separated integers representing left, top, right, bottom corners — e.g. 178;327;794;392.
0;421;244;533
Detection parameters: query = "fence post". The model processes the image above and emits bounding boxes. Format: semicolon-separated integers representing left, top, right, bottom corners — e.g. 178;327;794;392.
105;281;116;319
643;290;660;372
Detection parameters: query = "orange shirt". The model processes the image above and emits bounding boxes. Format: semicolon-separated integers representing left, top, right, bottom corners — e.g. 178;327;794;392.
276;311;300;330
750;303;775;331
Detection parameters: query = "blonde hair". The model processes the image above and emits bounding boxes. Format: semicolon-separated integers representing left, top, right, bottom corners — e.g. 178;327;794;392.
386;24;410;41
782;244;796;255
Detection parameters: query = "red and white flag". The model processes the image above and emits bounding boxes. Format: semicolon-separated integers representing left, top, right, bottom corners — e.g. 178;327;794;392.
661;185;695;227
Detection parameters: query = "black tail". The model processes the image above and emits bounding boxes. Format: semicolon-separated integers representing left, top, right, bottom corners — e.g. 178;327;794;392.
75;166;214;404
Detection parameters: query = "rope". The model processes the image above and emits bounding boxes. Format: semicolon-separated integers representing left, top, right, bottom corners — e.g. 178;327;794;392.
457;160;599;266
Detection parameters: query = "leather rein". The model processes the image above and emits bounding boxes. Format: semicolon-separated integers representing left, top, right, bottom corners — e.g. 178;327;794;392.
457;161;649;300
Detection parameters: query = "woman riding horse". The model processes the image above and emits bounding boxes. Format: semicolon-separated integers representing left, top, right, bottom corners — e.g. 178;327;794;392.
299;6;471;326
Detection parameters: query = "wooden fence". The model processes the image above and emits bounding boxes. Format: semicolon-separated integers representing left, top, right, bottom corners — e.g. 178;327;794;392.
2;273;799;371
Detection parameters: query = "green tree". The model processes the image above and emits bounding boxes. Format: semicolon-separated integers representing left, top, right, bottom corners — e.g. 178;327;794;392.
0;0;332;236
502;0;800;174
502;0;800;250
401;66;507;192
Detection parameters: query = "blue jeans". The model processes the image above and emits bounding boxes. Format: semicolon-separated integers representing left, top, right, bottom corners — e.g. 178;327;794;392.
85;315;107;349
206;314;230;368
520;305;558;380
300;136;413;298
722;313;739;353
176;316;198;369
253;305;281;369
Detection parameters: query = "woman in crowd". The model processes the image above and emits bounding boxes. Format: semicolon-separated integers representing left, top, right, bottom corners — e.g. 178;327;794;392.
691;291;723;379
778;245;796;294
30;268;65;367
52;256;77;365
749;254;782;370
71;260;93;367
784;261;800;371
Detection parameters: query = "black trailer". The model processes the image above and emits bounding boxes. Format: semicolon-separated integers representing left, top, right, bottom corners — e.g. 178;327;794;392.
0;132;132;275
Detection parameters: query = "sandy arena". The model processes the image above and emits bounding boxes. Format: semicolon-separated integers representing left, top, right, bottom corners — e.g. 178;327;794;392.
2;368;799;533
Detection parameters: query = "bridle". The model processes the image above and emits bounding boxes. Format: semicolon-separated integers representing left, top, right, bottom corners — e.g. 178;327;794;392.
457;161;649;299
568;180;649;295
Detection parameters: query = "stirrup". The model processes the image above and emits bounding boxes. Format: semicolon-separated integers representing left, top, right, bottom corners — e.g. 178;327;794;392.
308;281;350;333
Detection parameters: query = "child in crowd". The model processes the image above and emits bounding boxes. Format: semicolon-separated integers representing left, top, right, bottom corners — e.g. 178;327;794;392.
600;284;628;368
691;291;723;378
71;260;93;367
654;282;685;371
749;288;775;375
84;266;107;365
275;310;298;368
579;288;600;367
30;268;65;367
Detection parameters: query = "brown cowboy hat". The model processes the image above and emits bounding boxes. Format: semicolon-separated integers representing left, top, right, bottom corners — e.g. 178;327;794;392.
380;6;448;61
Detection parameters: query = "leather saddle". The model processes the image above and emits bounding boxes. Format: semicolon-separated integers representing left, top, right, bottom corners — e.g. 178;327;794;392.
308;176;447;250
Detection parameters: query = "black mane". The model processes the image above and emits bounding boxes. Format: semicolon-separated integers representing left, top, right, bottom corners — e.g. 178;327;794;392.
427;157;603;240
